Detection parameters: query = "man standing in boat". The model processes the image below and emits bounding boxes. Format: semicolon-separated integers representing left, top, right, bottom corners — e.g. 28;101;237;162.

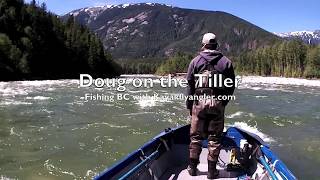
186;33;235;179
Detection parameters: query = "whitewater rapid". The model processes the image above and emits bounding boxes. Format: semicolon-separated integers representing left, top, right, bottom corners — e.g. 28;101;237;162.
1;75;320;179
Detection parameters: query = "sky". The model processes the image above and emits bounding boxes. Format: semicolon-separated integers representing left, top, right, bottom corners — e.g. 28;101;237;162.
25;0;320;33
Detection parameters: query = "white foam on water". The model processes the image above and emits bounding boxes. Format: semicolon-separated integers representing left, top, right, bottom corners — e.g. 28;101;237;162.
273;121;285;127
26;96;51;100
127;90;151;93
98;122;129;128
0;176;17;180
248;113;255;118
0;101;32;106
73;122;129;131
124;78;161;85
226;111;244;118
47;88;56;91
34;96;50;100
19;80;78;87
133;92;173;108
40;109;54;114
10;127;21;136
239;84;299;93
120;74;160;78
66;101;84;106
250;86;262;91
0;86;29;96
255;96;268;99
240;76;320;87
137;97;173;108
264;88;295;93
229;122;275;143
137;99;156;108
85;170;98;179
121;112;153;116
272;117;302;127
0;80;78;98
129;129;150;135
20;80;57;86
44;159;77;178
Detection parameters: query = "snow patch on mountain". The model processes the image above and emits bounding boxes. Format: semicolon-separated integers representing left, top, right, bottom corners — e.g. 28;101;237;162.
122;4;131;8
107;20;114;24
122;18;136;24
130;29;139;36
70;11;80;16
135;12;149;22
68;3;173;17
116;26;129;34
275;30;319;38
141;21;149;25
274;30;320;44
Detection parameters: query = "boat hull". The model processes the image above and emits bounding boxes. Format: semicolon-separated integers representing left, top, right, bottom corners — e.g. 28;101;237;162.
94;125;296;180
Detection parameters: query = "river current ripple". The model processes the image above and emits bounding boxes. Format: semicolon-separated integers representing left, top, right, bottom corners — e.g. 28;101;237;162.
0;76;319;179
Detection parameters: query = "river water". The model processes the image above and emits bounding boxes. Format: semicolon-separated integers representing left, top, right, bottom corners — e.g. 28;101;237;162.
0;76;319;180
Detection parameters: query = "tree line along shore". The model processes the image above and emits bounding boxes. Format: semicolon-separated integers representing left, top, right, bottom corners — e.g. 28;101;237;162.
135;41;320;79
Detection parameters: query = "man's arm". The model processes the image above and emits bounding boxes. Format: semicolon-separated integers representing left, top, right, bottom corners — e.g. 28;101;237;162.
186;59;196;113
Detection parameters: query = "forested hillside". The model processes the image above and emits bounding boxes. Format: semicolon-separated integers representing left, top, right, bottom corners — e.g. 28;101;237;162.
156;53;193;75
154;41;320;78
117;58;163;74
235;41;320;78
0;0;120;81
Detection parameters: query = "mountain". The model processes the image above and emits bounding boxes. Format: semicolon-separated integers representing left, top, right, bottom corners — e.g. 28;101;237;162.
274;30;320;45
63;3;280;59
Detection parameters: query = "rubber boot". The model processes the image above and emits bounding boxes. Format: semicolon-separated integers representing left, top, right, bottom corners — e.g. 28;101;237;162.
207;160;219;179
187;159;199;176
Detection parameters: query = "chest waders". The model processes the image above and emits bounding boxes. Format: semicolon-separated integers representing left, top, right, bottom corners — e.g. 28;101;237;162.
188;56;225;178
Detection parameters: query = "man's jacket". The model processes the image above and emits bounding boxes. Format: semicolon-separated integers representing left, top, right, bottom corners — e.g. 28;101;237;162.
186;50;235;109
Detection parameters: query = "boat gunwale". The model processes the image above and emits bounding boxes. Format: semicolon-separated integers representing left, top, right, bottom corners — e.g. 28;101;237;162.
94;125;182;179
94;125;297;180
